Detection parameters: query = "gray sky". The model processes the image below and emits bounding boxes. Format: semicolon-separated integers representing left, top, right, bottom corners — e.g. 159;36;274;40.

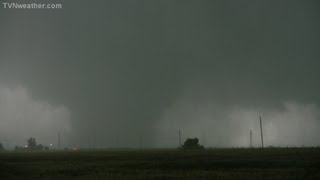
0;0;320;148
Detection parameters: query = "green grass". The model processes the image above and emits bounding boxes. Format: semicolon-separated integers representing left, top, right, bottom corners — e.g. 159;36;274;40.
0;148;320;179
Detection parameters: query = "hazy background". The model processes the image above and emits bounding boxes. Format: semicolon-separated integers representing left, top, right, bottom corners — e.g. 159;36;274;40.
0;0;319;149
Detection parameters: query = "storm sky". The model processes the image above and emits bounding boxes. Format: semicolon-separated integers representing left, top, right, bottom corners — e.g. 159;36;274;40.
0;0;319;148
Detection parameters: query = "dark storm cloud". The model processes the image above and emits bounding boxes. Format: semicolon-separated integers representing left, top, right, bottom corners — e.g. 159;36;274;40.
0;0;319;148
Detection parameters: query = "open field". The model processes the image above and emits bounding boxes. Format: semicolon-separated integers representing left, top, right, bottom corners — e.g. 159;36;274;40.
1;148;320;179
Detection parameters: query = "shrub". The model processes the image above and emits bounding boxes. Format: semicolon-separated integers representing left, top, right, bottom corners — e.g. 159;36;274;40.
181;137;204;150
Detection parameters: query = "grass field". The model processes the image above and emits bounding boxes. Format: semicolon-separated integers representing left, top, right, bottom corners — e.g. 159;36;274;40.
0;148;320;179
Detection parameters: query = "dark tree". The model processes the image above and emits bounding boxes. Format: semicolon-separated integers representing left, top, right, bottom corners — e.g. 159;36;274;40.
27;137;37;150
181;138;204;150
0;143;4;151
14;146;21;151
36;144;44;150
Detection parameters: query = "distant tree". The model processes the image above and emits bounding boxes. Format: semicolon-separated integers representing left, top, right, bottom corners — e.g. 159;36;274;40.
14;146;21;151
36;144;44;150
13;137;47;151
14;146;27;151
181;138;204;150
27;137;37;150
0;143;5;151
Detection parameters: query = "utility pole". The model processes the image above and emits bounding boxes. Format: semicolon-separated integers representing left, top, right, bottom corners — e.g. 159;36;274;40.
139;136;142;151
202;131;206;147
179;130;182;147
250;130;252;148
259;116;264;148
58;131;60;150
88;135;91;149
115;136;118;148
93;132;96;150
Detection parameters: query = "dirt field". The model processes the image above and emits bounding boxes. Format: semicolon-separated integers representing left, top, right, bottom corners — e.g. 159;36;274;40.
0;148;320;179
